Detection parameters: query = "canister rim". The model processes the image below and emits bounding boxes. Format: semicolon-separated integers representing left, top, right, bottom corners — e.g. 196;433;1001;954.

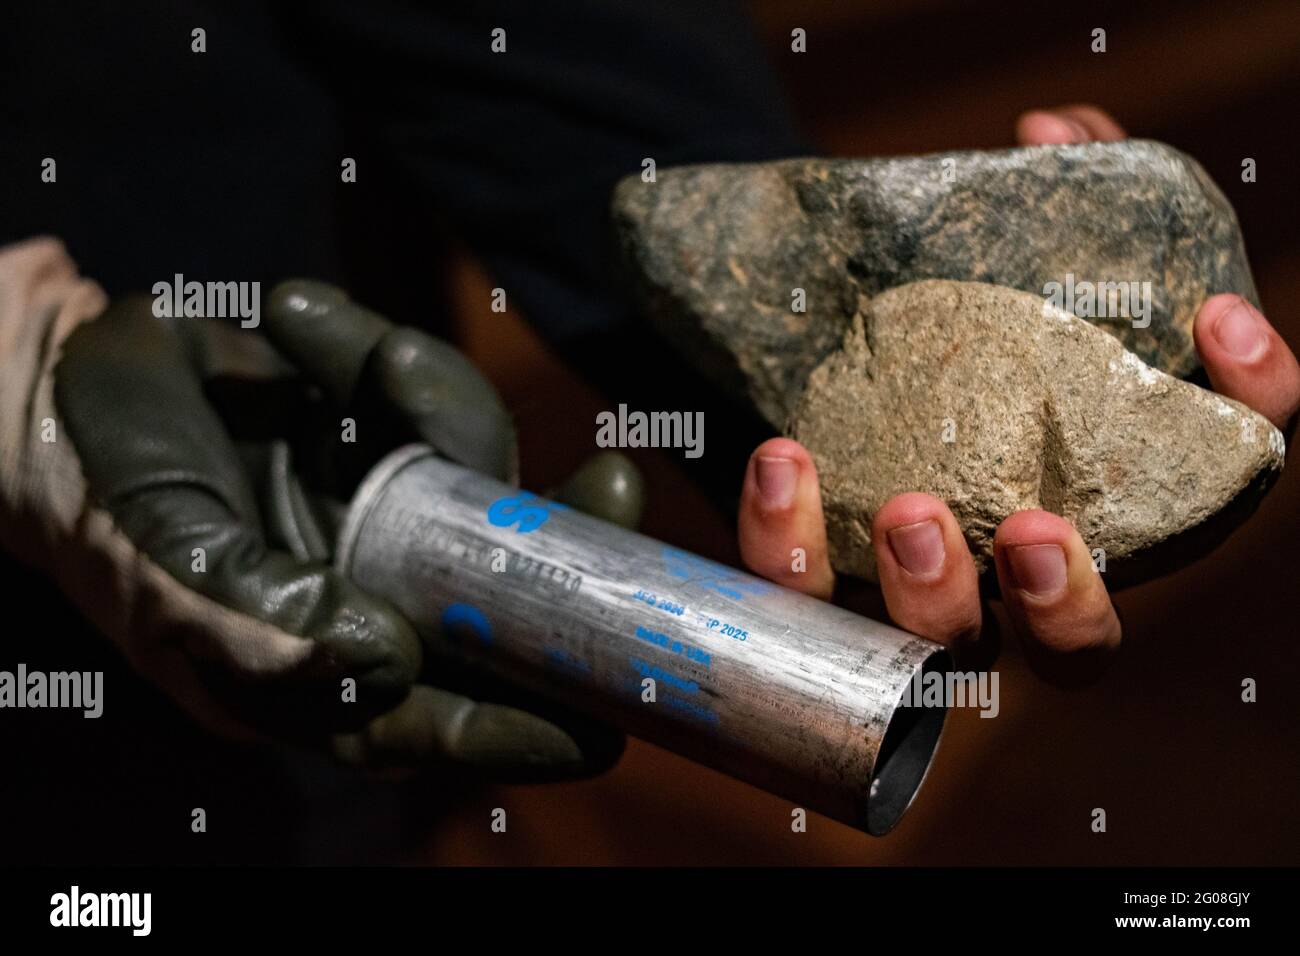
862;646;952;836
334;443;436;576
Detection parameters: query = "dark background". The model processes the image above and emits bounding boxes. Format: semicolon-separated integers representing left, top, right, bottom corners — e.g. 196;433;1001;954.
1;0;1296;865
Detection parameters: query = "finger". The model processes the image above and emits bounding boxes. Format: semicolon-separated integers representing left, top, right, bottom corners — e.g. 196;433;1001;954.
1016;110;1090;145
265;279;517;481
737;438;834;599
1193;294;1300;430
369;327;518;481
262;279;388;406
333;684;625;782
1055;104;1127;140
55;297;422;733
993;510;1121;685
1015;104;1126;145
871;493;982;649
555;451;645;530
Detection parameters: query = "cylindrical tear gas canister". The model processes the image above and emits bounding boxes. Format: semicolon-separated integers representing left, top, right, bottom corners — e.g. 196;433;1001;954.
337;445;950;834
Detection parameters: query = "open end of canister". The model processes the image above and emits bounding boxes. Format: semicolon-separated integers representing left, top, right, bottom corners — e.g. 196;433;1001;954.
863;648;951;836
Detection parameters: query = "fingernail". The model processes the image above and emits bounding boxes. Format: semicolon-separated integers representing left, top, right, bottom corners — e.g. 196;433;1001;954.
1057;114;1090;142
1031;112;1088;143
887;519;945;575
1213;299;1267;361
754;456;798;509
1008;544;1067;596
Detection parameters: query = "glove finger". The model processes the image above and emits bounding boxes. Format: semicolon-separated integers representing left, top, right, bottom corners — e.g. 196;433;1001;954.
367;327;518;481
554;451;645;530
55;296;421;735
264;279;518;482
262;279;390;408
332;684;625;782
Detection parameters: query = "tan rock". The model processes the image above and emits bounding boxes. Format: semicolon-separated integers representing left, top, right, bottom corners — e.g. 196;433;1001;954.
790;280;1285;585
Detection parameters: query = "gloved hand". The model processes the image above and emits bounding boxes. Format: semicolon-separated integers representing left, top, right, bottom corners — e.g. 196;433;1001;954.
0;236;640;779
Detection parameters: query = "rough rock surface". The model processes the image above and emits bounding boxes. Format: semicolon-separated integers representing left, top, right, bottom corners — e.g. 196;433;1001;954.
790;281;1284;584
614;140;1258;427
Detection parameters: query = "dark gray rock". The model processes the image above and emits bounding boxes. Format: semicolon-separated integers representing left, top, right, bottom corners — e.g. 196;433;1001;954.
614;140;1258;427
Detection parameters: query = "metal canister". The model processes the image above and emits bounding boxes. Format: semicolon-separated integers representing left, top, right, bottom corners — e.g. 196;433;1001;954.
336;445;949;834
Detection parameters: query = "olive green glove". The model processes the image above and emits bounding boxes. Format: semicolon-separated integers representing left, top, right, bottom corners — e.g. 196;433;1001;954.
0;237;640;779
